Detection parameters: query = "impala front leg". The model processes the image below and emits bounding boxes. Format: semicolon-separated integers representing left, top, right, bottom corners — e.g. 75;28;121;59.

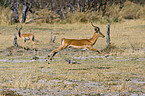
47;48;59;59
32;41;35;49
87;46;108;57
47;49;59;61
46;50;58;64
23;40;26;50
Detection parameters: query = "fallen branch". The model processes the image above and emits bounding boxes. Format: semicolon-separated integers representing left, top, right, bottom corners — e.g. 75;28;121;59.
25;17;43;24
65;59;81;64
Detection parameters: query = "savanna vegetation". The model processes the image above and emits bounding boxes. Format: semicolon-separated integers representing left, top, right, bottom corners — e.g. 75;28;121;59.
0;0;145;95
0;0;145;24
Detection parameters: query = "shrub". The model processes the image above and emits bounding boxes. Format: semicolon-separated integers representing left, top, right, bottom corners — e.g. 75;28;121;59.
137;5;145;19
0;6;11;25
105;4;122;22
32;9;61;24
119;1;141;19
0;1;145;25
65;10;88;23
65;10;108;24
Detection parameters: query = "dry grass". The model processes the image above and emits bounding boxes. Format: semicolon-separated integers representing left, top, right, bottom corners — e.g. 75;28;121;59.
0;59;144;94
1;1;145;24
0;19;145;95
119;1;143;19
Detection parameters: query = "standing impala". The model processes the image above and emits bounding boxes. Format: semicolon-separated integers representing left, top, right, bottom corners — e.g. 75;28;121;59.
47;22;108;62
16;25;35;50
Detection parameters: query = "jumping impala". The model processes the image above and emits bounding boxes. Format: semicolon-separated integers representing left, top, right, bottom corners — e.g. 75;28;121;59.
16;25;35;50
47;22;108;62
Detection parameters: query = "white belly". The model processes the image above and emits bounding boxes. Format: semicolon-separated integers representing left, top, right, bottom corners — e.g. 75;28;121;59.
69;45;87;49
25;37;30;40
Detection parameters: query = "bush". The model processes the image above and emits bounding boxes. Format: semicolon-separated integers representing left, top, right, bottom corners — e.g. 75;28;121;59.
137;5;145;19
0;6;11;25
65;10;108;24
105;1;145;21
65;10;88;23
105;4;121;22
31;9;61;24
0;1;145;25
119;1;141;19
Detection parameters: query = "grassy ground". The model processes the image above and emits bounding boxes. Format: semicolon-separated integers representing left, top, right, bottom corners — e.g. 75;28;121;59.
0;19;145;95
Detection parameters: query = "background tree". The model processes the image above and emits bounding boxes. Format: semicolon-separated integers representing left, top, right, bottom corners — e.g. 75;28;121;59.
0;0;144;24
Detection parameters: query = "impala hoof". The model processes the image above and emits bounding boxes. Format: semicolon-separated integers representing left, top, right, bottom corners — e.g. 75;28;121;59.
46;59;50;64
105;55;109;58
47;55;50;57
46;55;50;61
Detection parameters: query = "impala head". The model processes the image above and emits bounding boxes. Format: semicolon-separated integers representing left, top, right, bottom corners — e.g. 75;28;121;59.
91;22;105;38
94;27;105;38
16;25;22;33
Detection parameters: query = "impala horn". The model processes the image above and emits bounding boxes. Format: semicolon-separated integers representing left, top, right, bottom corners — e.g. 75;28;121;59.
91;21;97;28
16;24;18;30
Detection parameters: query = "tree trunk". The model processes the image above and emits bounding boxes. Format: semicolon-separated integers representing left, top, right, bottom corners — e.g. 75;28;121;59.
21;2;31;23
106;23;111;45
10;0;19;24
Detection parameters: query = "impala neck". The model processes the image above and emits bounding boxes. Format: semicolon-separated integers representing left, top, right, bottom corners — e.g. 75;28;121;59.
89;32;99;45
18;30;22;38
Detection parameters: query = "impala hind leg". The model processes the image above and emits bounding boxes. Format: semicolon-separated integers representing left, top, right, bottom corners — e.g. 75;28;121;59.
87;47;108;57
31;37;35;49
32;41;35;49
23;40;27;50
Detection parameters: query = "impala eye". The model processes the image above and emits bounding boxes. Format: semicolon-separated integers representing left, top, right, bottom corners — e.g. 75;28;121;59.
95;29;98;32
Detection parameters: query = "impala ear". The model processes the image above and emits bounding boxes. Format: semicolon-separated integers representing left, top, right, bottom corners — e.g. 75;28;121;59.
20;25;22;30
91;22;96;27
16;26;18;30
